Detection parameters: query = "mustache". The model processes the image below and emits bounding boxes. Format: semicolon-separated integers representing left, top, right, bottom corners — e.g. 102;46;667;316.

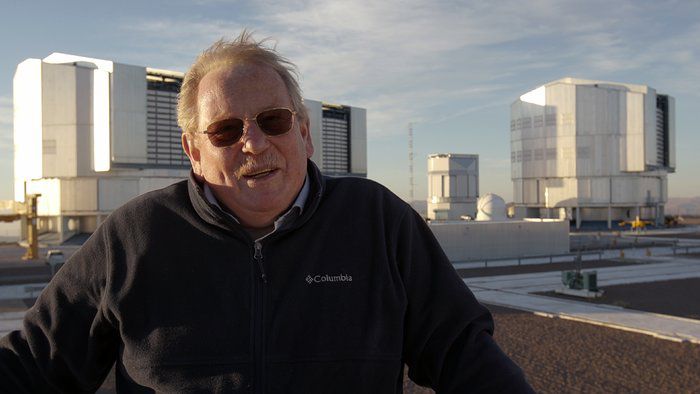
234;154;281;179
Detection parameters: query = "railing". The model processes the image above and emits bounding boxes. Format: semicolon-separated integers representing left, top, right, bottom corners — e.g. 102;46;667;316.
672;244;700;255
456;241;698;269
458;250;604;268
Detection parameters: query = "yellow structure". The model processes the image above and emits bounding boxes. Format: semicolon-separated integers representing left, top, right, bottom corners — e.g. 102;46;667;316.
619;215;653;232
0;194;41;260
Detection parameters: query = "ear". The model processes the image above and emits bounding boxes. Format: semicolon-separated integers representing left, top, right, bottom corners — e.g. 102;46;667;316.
299;117;314;158
182;133;202;175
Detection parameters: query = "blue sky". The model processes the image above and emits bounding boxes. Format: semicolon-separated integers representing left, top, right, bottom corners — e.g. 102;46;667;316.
1;0;699;202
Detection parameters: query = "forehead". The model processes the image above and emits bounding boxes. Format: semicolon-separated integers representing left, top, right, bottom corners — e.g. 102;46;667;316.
197;63;292;123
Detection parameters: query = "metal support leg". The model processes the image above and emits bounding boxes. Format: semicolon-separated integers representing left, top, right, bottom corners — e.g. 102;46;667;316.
576;207;581;230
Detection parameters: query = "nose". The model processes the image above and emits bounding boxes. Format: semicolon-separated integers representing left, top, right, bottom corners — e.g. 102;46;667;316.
241;119;270;155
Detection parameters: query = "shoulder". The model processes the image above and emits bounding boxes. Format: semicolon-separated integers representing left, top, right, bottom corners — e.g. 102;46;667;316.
115;180;189;214
101;180;193;234
324;176;403;201
322;176;413;219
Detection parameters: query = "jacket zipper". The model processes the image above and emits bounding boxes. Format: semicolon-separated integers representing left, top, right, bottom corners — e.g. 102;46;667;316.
253;241;267;393
254;241;267;283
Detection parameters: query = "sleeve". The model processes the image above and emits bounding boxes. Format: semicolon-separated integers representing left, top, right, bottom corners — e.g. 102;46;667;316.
397;208;533;393
0;224;119;393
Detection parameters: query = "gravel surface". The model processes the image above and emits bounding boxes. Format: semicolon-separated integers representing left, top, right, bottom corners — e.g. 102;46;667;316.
404;303;700;393
15;288;700;392
537;277;700;320
488;305;700;393
8;295;700;388
4;243;697;392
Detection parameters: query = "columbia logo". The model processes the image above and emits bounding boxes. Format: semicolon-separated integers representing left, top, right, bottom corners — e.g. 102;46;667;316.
305;274;353;284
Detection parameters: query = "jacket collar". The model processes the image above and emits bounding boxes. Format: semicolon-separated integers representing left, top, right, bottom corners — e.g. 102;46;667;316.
187;159;325;239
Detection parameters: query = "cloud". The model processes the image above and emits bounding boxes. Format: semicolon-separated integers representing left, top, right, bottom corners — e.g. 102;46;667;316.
116;0;700;140
190;0;239;4
118;2;544;139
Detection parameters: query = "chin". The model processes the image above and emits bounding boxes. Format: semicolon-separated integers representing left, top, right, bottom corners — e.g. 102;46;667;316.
244;188;293;212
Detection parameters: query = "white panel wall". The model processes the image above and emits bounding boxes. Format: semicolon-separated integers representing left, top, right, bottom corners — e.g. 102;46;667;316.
428;172;440;199
13;59;43;202
61;178;98;212
75;66;94;176
510;138;522;180
575;85;621;178
577;178;591;202
556;136;576;178
547;83;576;179
98;178;139;211
513;180;523;204
138;177;182;194
93;69;111;172
469;174;477;197
511;100;549;181
305;99;323;170
622;91;645;172
661;176;668;202
427;155;478;220
43;52;113;72
512;78;671;216
545;177;577;207
522;179;538;204
42;63;78;178
509;103;521;180
639;176;663;204
451;156;477;197
111;63;147;164
611;177;636;204
443;175;451;197
429;219;569;262
429;156;449;172
590;177;611;202
547;83;576;136
349;106;367;175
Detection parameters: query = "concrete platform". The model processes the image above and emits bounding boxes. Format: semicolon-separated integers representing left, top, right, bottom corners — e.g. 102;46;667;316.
465;256;700;344
475;289;700;344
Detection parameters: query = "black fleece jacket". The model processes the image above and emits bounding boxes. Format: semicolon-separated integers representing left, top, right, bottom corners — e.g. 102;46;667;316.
0;161;532;393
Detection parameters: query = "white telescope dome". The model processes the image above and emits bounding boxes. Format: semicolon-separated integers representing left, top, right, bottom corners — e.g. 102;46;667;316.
475;193;507;221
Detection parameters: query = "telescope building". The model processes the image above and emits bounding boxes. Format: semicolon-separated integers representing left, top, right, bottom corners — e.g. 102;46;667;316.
510;77;675;228
13;53;366;242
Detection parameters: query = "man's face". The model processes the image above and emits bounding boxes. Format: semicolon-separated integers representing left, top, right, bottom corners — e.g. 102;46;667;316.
183;63;313;225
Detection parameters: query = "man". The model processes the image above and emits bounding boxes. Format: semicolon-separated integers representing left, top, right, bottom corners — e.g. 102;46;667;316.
0;32;532;392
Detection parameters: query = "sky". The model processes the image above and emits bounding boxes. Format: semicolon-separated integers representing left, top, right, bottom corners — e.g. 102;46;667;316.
1;0;699;202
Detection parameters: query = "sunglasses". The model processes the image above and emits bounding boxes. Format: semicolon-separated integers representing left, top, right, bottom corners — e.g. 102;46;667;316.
199;107;297;147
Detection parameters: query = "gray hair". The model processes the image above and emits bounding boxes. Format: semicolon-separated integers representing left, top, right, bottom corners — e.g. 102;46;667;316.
177;30;307;135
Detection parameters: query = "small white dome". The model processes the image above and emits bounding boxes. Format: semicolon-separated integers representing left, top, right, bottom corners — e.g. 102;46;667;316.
476;193;507;221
